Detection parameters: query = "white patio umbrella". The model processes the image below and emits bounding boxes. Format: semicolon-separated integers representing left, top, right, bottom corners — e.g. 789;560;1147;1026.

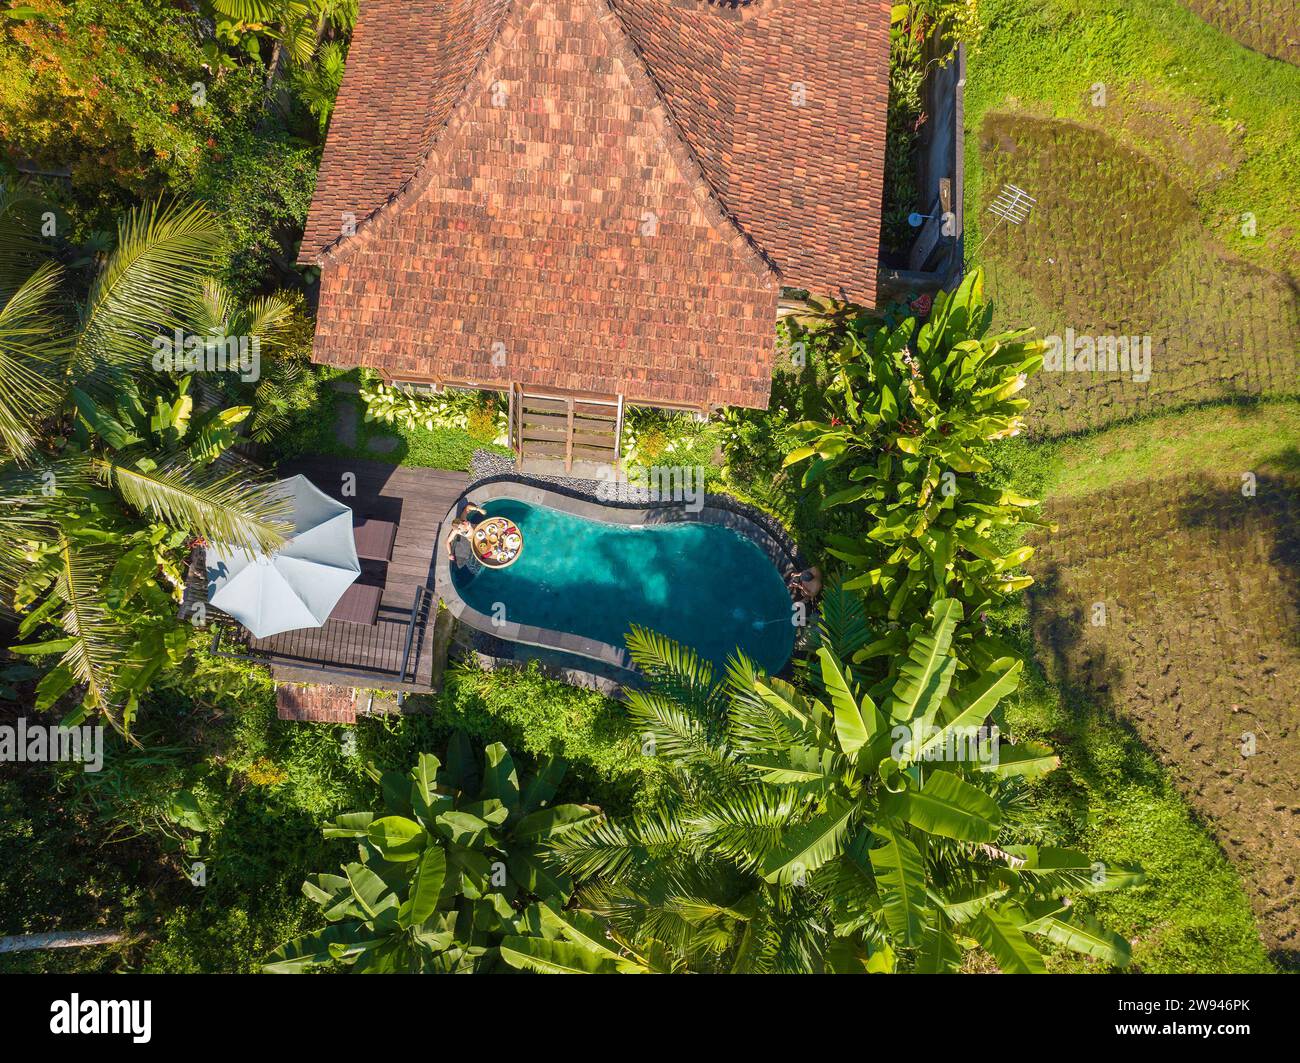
205;475;361;639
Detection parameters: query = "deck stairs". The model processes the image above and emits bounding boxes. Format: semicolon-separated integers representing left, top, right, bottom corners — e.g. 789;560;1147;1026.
510;387;623;480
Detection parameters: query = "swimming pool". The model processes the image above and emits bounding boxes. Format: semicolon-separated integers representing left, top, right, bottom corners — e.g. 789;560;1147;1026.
447;496;795;675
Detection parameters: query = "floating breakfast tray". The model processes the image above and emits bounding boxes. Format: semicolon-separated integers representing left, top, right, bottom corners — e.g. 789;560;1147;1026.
471;516;524;569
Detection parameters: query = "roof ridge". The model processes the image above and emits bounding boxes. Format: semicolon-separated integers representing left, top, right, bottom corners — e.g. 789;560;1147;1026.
593;0;777;286
313;0;517;266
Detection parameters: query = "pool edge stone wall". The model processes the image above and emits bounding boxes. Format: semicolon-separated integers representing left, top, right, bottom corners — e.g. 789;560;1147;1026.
439;450;814;692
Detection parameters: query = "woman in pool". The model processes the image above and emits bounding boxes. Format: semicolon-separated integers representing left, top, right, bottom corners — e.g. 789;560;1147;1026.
445;502;488;563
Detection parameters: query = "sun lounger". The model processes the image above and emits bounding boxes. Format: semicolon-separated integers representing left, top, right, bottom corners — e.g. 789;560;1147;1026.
353;518;397;562
328;582;383;625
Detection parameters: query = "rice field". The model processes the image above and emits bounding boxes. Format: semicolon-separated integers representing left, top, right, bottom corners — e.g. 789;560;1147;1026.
1026;467;1300;956
1181;0;1300;65
965;0;1300;437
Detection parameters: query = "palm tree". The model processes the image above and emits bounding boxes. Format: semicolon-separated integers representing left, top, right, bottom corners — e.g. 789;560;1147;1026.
0;931;127;953
550;599;1142;973
291;41;346;135
0;184;291;732
207;0;357;88
190;278;314;445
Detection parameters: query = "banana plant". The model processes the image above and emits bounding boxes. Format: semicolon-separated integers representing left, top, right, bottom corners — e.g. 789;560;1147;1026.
500;902;674;974
264;737;602;973
552;621;1141;973
783;269;1051;632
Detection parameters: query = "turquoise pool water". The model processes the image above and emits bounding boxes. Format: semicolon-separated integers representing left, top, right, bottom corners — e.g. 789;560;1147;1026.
450;499;795;674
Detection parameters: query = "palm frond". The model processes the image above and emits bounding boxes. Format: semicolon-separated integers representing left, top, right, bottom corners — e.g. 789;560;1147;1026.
210;0;289;20
816;579;873;659
74;199;226;396
551;804;690;882
0;261;70;462
688;786;800;872
22;539;131;721
724;658;821;758
624;625;726;725
0;463;62;613
194;278;296;352
0;180;51;304
95;456;291;554
323;0;357;31
239;292;298;348
280;10;322;66
623;688;740;781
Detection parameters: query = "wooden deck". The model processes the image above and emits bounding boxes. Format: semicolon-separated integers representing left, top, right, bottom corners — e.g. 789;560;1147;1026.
212;458;469;691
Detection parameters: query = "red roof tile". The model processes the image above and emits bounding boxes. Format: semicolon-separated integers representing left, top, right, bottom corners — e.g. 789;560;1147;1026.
610;0;890;301
301;0;890;408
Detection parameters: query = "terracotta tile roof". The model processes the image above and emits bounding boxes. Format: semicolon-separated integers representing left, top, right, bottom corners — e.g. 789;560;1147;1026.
301;0;889;408
609;0;891;301
299;0;512;262
276;683;357;724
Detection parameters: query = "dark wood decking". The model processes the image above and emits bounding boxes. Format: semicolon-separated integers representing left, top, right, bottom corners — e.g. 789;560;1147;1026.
233;458;469;691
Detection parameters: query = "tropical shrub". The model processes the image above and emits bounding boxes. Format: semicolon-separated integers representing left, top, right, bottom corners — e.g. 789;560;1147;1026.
894;1;983;49
551;616;1140;973
783;269;1048;642
264;736;601;973
0;1;262;199
191;124;321;299
623;407;717;469
360;380;506;443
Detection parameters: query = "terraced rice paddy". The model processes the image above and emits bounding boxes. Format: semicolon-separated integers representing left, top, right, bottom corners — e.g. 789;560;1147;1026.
1181;0;1300;65
1026;467;1300;956
968;0;1300;968
965;0;1300;437
978;115;1299;435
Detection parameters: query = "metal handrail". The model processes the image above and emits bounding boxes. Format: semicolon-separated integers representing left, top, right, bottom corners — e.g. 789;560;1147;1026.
399;584;435;684
207;583;437;688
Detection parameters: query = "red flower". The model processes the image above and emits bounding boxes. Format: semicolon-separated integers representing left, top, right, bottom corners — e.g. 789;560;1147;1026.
909;293;933;317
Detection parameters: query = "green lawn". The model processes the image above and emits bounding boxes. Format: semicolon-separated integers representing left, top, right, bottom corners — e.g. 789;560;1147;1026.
1018;399;1300;500
274;370;511;472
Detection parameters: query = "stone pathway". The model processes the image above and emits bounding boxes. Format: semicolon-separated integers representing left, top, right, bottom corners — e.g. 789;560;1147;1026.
333;394;358;448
